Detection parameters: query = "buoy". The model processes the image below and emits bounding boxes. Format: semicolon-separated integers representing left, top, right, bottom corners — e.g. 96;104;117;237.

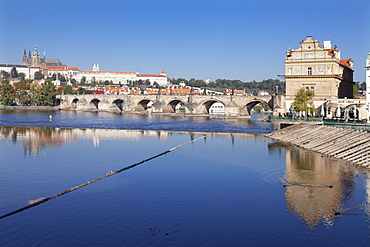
49;115;53;121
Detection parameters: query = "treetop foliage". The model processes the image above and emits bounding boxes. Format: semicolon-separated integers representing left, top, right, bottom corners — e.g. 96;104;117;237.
169;78;285;95
292;88;316;114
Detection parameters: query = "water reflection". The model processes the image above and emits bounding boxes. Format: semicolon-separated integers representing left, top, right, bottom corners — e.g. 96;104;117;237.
0;111;276;134
282;145;357;228
0;126;255;157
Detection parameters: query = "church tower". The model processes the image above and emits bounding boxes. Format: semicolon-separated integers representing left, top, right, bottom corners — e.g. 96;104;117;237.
31;45;42;67
22;49;28;66
92;63;100;71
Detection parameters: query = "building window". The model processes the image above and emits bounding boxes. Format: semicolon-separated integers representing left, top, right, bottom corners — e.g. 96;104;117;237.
307;67;312;75
305;86;314;92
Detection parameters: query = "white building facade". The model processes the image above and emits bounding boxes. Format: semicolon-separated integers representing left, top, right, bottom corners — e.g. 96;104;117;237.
40;66;80;79
0;64;40;80
75;65;168;86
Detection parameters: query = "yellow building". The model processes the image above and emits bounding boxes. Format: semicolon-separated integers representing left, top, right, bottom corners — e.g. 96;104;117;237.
284;36;354;111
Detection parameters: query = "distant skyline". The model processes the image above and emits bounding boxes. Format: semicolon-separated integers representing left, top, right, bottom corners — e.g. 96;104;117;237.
1;0;369;82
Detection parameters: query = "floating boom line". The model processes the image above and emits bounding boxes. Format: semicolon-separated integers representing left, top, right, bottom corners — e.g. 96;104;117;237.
0;135;207;220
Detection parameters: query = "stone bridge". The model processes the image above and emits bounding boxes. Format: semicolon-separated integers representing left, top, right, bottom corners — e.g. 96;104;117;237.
58;94;283;117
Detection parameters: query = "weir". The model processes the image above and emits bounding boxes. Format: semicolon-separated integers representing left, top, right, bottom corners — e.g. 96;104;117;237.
266;123;370;168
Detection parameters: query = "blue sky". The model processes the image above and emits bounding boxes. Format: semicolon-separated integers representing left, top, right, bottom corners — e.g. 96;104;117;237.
1;0;369;82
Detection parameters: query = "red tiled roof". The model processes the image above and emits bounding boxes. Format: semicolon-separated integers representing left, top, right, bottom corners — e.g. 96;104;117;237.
81;71;137;74
340;59;351;67
41;66;80;71
138;74;166;77
327;49;334;56
68;67;79;71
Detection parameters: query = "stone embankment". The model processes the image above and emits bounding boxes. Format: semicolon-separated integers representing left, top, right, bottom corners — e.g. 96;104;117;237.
0;106;59;111
266;123;370;168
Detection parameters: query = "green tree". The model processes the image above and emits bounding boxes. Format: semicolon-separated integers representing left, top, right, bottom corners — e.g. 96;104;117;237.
80;76;86;84
1;70;10;79
34;71;44;80
18;72;26;80
78;87;86;94
292;88;316;116
39;81;56;106
10;67;18;78
29;82;40;105
0;79;16;105
63;84;74;94
14;81;30;105
353;83;359;99
51;73;66;82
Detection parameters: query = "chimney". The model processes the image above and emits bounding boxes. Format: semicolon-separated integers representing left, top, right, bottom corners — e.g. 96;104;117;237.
323;40;332;49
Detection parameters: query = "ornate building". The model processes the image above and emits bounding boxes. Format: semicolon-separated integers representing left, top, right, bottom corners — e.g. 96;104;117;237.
22;45;63;67
284;36;354;111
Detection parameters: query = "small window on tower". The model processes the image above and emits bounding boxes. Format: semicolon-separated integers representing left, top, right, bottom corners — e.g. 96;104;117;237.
307;67;312;75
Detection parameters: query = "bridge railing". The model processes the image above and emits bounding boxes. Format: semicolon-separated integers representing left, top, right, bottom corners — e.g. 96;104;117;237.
268;116;323;122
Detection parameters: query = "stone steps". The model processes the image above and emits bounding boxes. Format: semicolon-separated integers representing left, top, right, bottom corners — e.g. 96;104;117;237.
266;123;370;168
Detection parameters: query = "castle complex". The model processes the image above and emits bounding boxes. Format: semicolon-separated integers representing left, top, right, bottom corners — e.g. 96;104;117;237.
0;45;168;85
22;45;63;67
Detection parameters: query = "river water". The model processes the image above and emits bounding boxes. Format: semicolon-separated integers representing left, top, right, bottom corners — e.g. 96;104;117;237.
0;111;369;246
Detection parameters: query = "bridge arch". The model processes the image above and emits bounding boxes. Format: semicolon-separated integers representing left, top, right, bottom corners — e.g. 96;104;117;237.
199;99;225;114
163;99;186;113
71;98;79;107
113;99;124;111
244;100;272;116
90;99;100;109
135;99;153;111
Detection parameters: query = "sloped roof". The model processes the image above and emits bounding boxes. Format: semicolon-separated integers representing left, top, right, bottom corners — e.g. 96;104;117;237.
340;59;351;67
138;74;166;77
81;71;137;74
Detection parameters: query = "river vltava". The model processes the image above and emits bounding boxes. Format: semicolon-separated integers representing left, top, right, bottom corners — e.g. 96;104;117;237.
0;111;369;246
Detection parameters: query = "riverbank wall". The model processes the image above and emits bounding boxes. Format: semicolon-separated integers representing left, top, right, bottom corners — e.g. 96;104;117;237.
0;106;60;111
266;123;370;169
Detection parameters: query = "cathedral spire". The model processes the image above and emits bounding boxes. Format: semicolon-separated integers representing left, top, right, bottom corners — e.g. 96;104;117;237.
33;44;39;56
